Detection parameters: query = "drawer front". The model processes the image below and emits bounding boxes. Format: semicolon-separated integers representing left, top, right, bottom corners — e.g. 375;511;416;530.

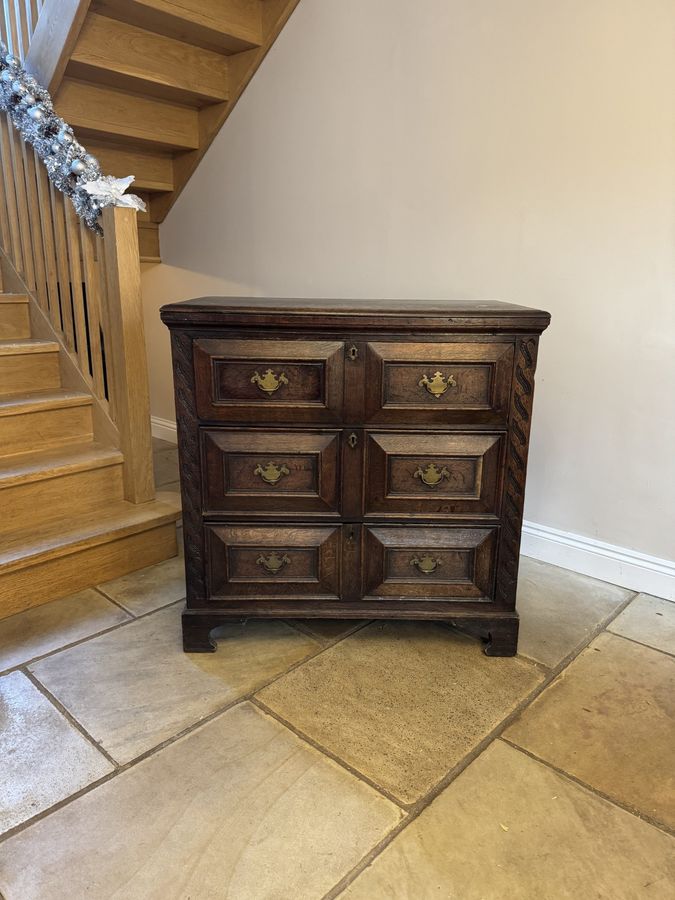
364;526;497;601
194;339;345;423
364;431;503;517
364;341;514;424
206;524;341;600
201;429;341;515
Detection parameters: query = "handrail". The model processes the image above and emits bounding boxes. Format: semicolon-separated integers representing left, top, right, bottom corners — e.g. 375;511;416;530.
0;0;155;503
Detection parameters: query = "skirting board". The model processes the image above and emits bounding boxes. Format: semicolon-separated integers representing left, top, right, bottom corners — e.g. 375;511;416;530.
522;521;675;602
151;416;178;444
150;416;674;602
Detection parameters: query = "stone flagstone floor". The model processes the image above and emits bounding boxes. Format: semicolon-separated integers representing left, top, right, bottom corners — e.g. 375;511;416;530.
0;440;673;898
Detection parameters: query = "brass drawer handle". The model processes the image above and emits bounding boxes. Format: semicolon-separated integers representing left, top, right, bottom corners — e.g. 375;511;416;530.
410;554;442;575
257;552;291;574
254;462;290;485
418;371;457;399
250;369;289;395
414;463;450;487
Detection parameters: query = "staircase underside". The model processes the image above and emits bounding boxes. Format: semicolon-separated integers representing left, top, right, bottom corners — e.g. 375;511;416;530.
27;0;301;261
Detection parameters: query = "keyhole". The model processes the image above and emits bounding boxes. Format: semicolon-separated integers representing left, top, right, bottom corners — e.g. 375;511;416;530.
348;433;358;448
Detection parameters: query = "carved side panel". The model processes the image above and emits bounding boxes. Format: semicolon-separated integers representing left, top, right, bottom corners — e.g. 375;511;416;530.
170;330;207;602
495;336;540;608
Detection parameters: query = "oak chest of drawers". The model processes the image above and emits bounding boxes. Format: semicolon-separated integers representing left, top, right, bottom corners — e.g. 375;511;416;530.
160;298;550;656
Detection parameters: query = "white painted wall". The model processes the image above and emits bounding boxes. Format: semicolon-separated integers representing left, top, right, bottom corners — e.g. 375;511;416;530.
142;0;675;572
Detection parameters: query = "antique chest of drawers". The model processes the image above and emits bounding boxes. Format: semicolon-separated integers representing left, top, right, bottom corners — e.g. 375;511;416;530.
160;298;550;656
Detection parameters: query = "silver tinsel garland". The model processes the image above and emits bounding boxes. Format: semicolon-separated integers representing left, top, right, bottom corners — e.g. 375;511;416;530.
0;42;144;234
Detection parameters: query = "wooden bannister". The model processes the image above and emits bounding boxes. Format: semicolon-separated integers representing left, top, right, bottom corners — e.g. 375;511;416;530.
0;0;155;504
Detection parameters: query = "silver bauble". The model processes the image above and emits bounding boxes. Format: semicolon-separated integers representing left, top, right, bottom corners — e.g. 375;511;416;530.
12;80;25;95
28;106;44;121
22;92;36;106
50;142;61;154
0;70;12;83
57;128;73;145
70;159;86;175
4;54;17;67
83;154;98;168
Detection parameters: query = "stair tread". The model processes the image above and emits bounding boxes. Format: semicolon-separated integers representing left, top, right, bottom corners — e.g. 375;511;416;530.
0;294;29;303
0;442;122;487
0;339;59;356
0;498;180;571
0;389;92;416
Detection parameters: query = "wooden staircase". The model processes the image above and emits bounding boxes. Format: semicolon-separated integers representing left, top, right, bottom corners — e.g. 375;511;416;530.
27;0;301;261
0;282;179;619
0;0;301;618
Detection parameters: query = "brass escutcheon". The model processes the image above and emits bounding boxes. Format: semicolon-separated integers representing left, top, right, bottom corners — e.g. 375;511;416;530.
256;552;291;574
410;554;442;575
250;368;289;395
254;462;290;485
414;463;451;487
418;370;457;399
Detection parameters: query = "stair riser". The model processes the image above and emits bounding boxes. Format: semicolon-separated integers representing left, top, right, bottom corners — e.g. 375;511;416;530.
0;303;30;340
0;522;177;619
138;222;160;261
0;405;93;457
56;79;200;151
82;142;175;193
0;352;60;396
68;12;230;106
1;464;125;535
91;0;263;55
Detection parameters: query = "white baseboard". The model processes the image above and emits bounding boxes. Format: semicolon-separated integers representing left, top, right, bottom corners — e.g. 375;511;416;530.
521;521;675;602
151;416;177;443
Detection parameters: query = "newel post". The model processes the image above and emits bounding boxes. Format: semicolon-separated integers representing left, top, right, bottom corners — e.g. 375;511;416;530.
102;205;155;503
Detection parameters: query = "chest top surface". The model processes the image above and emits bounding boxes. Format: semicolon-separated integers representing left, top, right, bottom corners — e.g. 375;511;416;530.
160;297;551;333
